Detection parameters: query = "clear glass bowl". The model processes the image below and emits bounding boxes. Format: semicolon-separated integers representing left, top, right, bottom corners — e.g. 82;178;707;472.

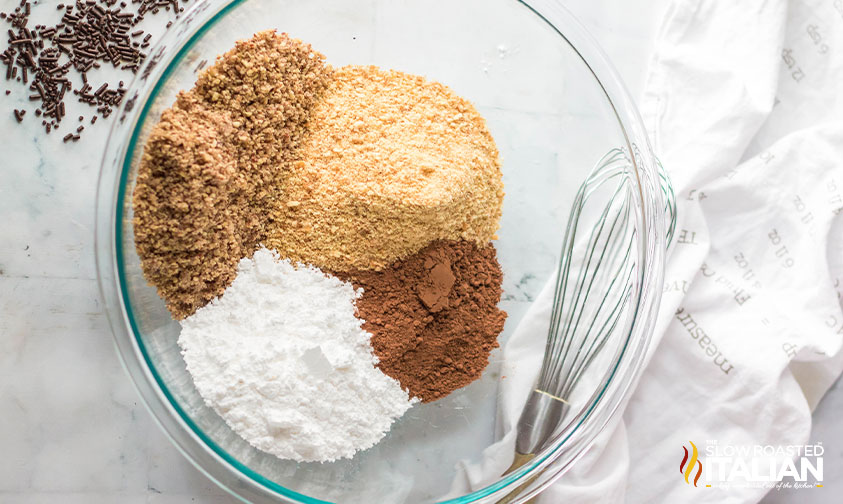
95;1;675;502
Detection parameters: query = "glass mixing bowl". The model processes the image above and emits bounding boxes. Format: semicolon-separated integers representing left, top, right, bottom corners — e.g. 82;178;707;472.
95;0;675;502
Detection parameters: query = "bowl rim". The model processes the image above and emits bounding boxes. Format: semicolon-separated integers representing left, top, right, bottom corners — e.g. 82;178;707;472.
95;1;670;502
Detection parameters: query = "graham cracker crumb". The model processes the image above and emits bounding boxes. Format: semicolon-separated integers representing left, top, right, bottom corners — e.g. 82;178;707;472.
267;65;504;271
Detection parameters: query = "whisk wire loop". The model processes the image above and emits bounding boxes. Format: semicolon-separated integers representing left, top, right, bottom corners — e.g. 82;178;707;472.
517;149;638;458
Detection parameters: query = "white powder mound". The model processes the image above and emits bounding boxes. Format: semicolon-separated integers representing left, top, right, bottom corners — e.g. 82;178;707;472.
179;247;415;463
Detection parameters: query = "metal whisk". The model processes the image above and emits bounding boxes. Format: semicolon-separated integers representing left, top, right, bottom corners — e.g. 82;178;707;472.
512;149;638;469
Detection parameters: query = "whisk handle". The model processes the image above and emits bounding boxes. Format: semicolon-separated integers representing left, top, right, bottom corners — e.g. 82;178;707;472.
515;390;570;456
497;452;539;504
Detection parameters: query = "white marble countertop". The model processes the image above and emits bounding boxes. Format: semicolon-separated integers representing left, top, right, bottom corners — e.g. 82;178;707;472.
0;0;839;503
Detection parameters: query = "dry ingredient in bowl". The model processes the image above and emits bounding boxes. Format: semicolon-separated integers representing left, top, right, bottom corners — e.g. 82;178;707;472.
134;33;505;319
337;240;507;402
134;30;510;460
268;65;505;272
180;247;415;463
133;31;333;319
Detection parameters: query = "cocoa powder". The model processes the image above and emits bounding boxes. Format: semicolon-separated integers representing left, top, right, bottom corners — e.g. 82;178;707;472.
337;240;507;402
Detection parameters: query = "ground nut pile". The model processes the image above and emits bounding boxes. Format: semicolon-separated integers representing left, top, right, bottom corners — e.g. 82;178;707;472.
133;31;333;318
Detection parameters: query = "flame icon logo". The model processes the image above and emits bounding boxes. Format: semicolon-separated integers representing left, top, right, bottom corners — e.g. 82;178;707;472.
680;441;703;487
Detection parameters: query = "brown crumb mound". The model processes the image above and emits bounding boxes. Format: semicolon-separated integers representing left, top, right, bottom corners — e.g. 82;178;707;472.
336;240;507;402
267;65;505;272
132;31;333;319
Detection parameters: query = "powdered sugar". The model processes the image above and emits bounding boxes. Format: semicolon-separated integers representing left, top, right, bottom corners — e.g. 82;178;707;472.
179;247;415;463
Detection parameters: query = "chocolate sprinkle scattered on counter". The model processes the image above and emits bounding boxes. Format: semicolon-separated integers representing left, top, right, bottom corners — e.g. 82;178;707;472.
1;0;191;142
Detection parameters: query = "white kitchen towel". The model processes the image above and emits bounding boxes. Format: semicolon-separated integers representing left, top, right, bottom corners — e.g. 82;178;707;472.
626;0;843;501
452;0;843;502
